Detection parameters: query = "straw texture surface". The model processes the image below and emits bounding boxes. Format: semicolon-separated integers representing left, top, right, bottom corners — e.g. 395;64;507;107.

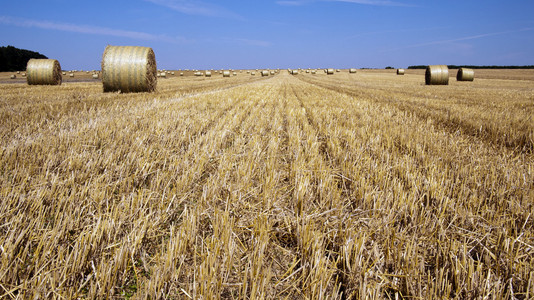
101;45;157;93
457;68;474;81
26;59;62;85
425;65;449;85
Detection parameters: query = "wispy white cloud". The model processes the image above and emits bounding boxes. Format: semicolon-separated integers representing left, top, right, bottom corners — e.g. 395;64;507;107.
382;28;534;52
145;0;243;19
277;0;413;7
0;16;189;43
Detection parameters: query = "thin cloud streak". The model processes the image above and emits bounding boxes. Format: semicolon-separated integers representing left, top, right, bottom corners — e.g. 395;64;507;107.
345;26;450;40
276;0;413;6
382;28;534;52
0;16;189;44
145;0;243;19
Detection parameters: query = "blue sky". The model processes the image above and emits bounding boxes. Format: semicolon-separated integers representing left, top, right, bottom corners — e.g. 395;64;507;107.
1;1;533;70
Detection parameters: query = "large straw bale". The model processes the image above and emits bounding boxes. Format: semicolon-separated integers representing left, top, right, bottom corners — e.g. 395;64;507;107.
457;68;474;81
10;74;16;79
397;68;405;75
205;71;212;77
349;68;357;73
223;71;231;77
425;65;449;85
261;70;269;76
26;59;62;85
101;45;157;93
291;69;299;75
92;73;99;79
327;68;334;75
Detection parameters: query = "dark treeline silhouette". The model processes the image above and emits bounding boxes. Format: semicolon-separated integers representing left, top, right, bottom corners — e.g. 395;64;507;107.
408;65;534;69
0;45;48;72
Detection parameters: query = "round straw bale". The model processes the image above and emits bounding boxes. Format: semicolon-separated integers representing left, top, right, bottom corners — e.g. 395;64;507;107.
62;72;66;75
21;73;26;77
26;59;62;85
205;71;212;77
270;71;275;75
397;68;405;75
92;73;99;79
305;70;309;73
101;45;157;93
349;68;357;73
291;69;299;75
171;72;175;75
160;72;166;78
456;68;474;81
251;72;256;75
261;70;269;76
10;74;16;79
327;68;334;75
425;65;449;85
69;73;74;77
311;70;316;74
17;71;20;74
180;72;184;76
223;71;230;77
233;72;237;76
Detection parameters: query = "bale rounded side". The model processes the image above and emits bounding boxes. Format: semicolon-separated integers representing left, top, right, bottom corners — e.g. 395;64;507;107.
457;68;474;81
349;68;357;73
261;70;269;76
327;68;334;75
425;65;449;85
223;71;231;77
26;59;62;85
101;45;157;93
397;68;405;75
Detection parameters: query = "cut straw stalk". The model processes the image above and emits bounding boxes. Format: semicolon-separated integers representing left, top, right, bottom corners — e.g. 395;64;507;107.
101;45;157;93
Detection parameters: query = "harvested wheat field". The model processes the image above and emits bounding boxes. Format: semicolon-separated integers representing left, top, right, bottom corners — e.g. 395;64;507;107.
0;69;533;299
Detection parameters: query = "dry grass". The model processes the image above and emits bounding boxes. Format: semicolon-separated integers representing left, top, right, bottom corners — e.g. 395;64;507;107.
0;70;533;299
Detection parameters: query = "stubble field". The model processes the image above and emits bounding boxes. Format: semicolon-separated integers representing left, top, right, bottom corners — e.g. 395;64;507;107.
0;69;533;299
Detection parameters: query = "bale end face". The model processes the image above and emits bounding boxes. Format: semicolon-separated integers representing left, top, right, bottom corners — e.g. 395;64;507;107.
425;65;449;85
101;45;157;93
26;59;62;85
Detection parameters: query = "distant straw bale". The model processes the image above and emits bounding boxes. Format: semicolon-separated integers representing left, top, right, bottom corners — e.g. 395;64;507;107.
101;45;157;93
26;59;62;85
457;68;474;81
425;65;449;85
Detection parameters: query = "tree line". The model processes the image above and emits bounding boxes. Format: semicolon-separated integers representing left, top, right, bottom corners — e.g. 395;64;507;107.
0;45;48;72
408;65;534;69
